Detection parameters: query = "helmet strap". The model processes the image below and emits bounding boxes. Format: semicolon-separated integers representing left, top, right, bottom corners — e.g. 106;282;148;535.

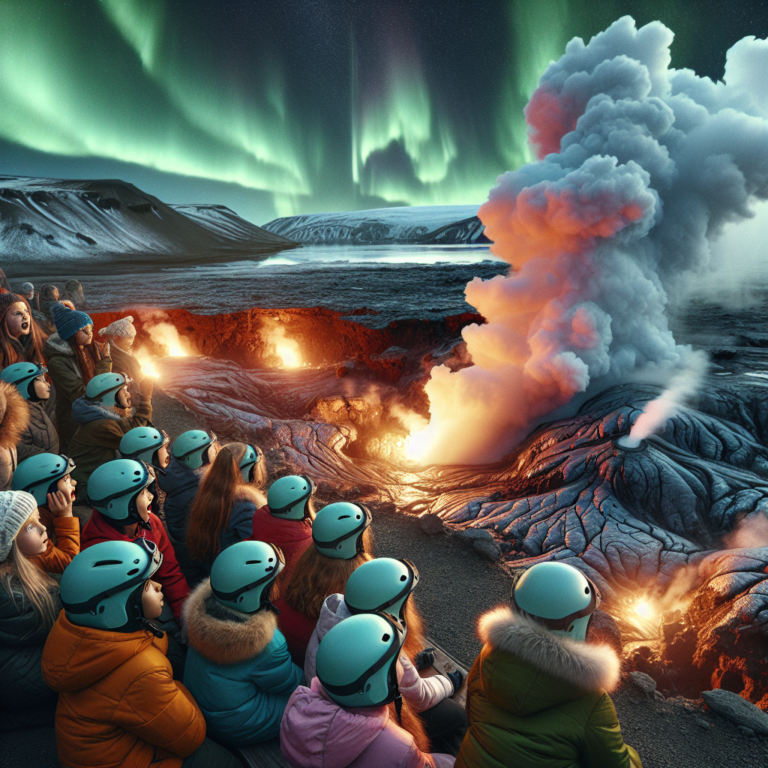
137;615;165;639
393;690;403;724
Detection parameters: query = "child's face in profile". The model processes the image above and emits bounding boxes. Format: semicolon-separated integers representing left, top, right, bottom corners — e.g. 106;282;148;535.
156;444;170;469
16;510;48;556
136;486;153;522
57;474;77;502
142;579;164;620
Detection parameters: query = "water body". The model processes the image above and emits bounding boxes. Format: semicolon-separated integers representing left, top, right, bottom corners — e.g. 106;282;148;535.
76;244;509;326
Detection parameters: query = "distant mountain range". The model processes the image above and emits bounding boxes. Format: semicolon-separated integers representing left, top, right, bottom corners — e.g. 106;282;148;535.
263;204;489;245
0;176;296;275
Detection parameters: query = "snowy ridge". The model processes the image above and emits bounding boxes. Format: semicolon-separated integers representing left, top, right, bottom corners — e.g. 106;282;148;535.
0;176;295;268
263;204;489;245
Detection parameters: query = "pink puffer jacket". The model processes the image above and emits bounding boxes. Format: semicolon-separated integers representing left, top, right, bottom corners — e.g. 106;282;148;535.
281;677;454;768
304;594;454;713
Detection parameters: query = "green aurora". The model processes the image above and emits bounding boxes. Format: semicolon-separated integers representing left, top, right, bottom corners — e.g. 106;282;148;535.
0;0;766;223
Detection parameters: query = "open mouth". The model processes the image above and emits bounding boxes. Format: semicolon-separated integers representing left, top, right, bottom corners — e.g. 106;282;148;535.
20;321;29;330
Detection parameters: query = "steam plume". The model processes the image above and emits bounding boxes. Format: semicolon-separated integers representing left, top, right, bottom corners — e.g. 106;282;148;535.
411;17;768;465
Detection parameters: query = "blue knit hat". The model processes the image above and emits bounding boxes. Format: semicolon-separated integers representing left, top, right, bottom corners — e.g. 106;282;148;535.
52;302;93;341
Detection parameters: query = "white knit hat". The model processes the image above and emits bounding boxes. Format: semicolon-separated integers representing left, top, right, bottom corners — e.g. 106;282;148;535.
98;316;136;339
0;490;39;561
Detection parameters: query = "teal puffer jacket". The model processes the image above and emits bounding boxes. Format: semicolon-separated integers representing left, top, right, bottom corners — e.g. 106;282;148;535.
182;579;304;746
0;578;60;710
457;605;641;768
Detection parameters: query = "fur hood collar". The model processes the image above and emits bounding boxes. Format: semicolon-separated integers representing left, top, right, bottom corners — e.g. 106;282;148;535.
479;605;620;694
182;579;277;665
71;396;123;424
232;484;267;509
43;333;73;357
0;381;30;450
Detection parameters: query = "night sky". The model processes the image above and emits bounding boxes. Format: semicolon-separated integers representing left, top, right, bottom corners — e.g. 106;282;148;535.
1;0;767;224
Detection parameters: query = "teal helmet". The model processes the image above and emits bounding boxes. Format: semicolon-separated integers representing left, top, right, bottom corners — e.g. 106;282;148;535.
313;502;372;560
267;475;315;520
345;558;419;622
317;612;406;708
513;562;601;642
86;372;131;406
210;540;285;614
237;444;261;483
120;427;170;467
87;459;154;528
172;429;217;469
60;539;163;635
13;453;76;507
1;362;47;401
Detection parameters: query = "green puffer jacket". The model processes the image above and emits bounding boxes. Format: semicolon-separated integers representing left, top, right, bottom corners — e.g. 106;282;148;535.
44;333;111;449
0;578;60;710
457;606;641;768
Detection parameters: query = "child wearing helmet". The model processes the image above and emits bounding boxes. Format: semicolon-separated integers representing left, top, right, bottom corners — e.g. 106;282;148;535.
82;459;190;628
274;501;374;667
12;453;80;573
44;303;111;450
68;371;154;497
456;561;642;768
281;612;455;768
41;540;242;768
249;473;314;579
1;362;59;461
0;490;61;719
163;429;220;542
0;379;29;490
305;557;468;756
182;540;304;745
185;443;267;580
120;425;172;470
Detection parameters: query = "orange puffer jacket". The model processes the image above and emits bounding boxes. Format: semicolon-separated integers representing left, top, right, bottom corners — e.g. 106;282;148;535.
41;611;206;768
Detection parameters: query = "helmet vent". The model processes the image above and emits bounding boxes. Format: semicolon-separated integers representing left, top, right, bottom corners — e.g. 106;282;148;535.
127;568;139;576
382;633;390;642
94;560;122;567
245;560;262;565
584;587;589;594
400;575;407;581
338;515;351;520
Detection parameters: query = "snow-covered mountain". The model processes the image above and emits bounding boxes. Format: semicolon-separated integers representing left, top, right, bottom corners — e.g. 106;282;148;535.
0;176;295;272
263;205;488;245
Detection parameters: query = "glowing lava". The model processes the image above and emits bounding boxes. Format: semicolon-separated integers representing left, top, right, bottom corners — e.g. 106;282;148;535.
166;341;188;357
276;343;302;369
634;600;654;621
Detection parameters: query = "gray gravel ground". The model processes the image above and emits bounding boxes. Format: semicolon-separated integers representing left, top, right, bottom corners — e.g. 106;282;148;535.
3;386;767;768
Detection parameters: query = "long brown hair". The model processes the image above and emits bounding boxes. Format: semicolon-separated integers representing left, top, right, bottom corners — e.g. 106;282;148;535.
282;528;375;620
186;449;246;562
0;296;47;368
71;336;103;384
0;540;59;635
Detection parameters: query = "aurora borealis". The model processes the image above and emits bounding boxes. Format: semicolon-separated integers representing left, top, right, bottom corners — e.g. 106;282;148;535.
1;0;766;224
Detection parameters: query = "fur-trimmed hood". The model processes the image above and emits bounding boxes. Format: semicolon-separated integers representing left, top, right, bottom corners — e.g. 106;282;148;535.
477;605;620;715
182;579;277;665
42;332;74;358
0;380;30;450
71;396;123;424
232;484;267;510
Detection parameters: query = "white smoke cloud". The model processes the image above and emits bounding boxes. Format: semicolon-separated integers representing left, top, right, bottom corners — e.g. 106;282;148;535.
409;17;768;465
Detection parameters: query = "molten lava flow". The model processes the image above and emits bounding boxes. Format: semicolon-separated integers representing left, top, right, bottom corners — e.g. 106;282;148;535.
166;341;188;357
276;343;302;368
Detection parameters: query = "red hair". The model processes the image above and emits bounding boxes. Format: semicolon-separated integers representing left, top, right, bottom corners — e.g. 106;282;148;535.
186;449;246;562
0;296;46;369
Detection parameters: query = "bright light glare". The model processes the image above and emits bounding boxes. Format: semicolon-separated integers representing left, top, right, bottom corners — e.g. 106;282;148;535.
634;600;654;620
276;344;301;368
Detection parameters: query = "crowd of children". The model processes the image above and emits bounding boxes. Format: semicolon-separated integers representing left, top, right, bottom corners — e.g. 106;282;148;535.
0;279;642;767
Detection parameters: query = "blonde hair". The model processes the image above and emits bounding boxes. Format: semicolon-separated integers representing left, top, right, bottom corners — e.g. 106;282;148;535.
0;540;59;635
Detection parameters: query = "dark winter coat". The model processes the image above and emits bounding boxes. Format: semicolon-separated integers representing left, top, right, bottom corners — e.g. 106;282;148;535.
44;333;111;448
183;580;303;745
0;577;60;710
163;457;208;541
456;606;639;768
68;393;153;497
17;400;59;462
82;510;190;623
109;344;146;401
250;505;312;581
0;380;30;490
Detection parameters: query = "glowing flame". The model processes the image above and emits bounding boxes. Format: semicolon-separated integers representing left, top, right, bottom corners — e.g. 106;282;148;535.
276;343;302;368
634;600;655;621
166;341;187;357
134;347;160;378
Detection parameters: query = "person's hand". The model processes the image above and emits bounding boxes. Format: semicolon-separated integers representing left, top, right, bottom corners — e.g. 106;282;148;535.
47;489;73;518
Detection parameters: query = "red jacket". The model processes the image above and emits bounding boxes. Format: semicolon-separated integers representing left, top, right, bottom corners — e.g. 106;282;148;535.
82;510;190;622
250;505;313;581
274;595;317;669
